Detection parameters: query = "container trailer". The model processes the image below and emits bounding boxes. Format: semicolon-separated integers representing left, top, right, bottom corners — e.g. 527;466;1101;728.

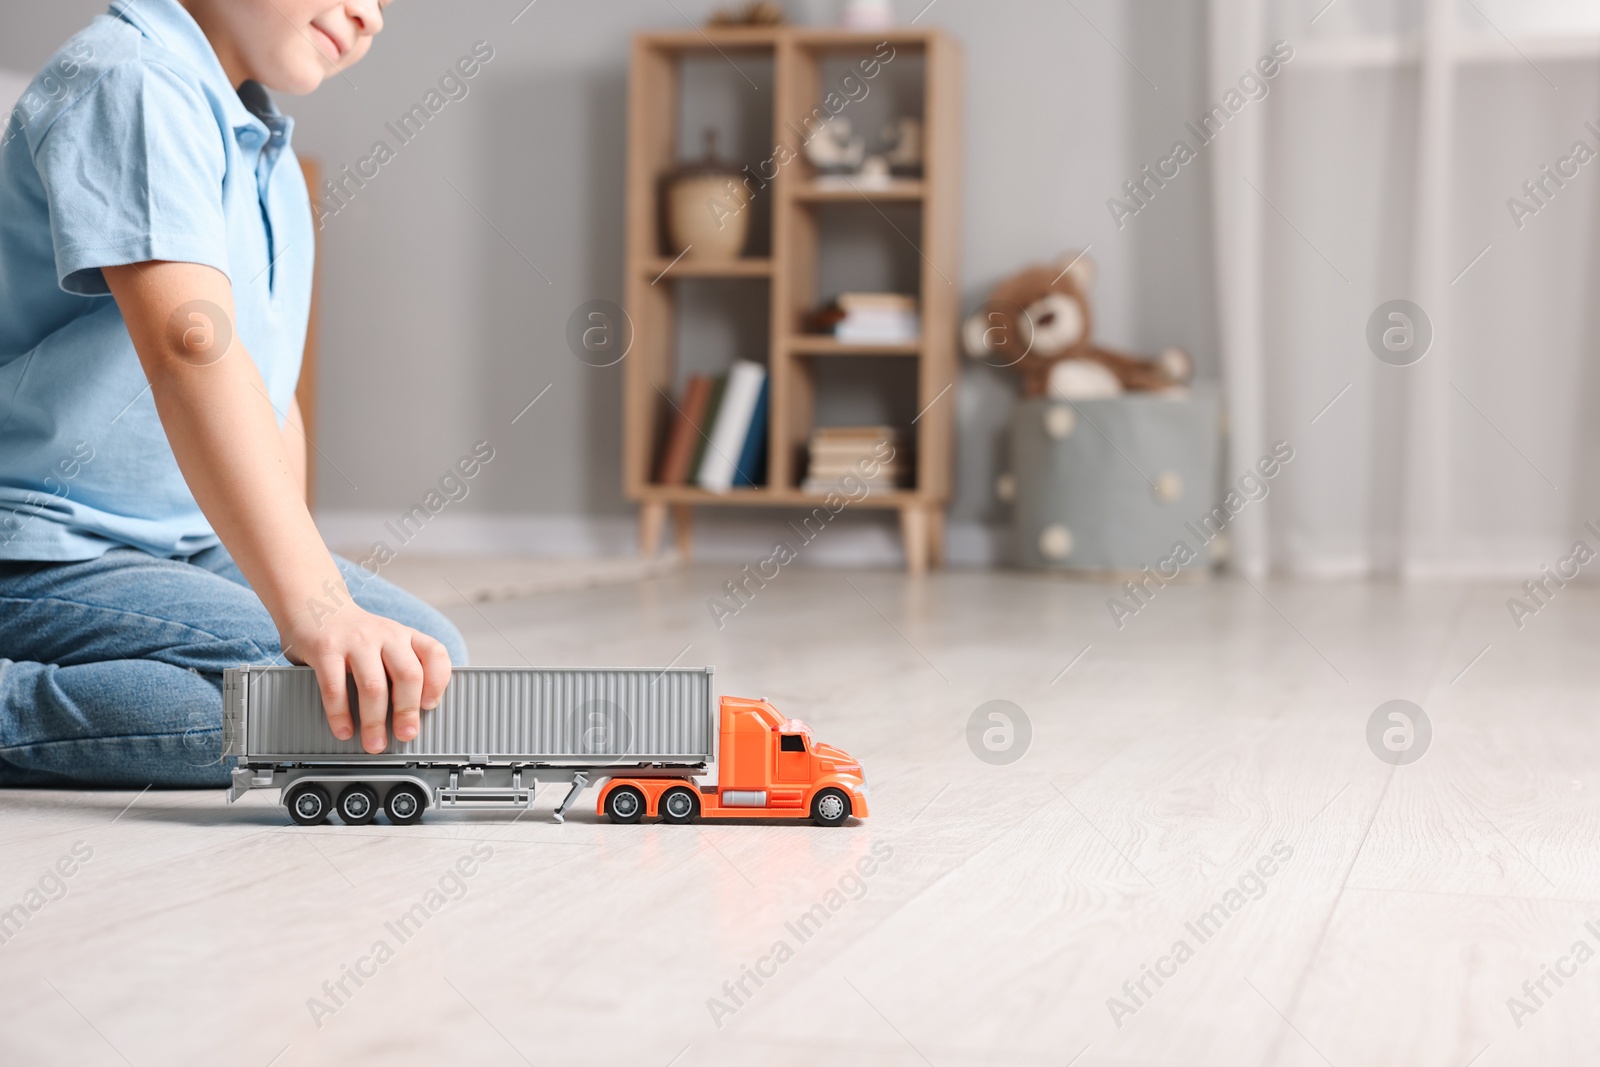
222;665;868;827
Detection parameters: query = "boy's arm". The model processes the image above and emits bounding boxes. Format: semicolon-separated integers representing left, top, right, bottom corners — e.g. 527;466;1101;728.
104;260;449;752
284;395;308;502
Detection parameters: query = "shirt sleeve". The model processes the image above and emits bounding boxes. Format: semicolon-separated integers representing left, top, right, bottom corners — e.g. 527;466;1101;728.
32;60;229;297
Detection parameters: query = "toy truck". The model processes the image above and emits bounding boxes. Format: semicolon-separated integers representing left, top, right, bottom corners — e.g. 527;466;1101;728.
594;693;868;826
221;665;868;827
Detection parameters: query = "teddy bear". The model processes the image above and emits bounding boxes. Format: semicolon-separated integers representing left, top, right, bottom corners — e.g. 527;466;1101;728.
962;252;1193;399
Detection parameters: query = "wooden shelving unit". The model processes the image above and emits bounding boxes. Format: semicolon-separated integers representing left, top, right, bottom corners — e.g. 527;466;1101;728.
622;25;963;573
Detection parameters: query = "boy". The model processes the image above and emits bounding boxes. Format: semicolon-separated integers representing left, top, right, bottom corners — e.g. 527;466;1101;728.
0;0;466;788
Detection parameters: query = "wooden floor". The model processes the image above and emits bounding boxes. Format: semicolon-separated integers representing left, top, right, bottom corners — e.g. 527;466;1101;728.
2;567;1596;1066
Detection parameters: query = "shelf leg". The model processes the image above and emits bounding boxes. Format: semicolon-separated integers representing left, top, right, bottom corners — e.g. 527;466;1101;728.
639;501;668;557
899;505;930;576
672;504;694;562
927;506;945;569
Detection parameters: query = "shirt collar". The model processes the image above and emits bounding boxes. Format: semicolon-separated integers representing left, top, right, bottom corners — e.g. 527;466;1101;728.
108;0;286;148
237;79;294;152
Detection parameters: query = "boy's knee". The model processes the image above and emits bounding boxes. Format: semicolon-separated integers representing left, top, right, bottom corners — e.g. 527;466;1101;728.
165;618;282;676
0;660;233;788
126;665;235;787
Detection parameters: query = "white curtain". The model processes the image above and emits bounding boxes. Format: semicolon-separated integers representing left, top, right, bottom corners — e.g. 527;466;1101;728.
1209;0;1600;578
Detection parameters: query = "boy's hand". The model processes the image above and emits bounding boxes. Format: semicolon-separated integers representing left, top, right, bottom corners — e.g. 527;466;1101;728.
283;604;452;753
103;259;455;754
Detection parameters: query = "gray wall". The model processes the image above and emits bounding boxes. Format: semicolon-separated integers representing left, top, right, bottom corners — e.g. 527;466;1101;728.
0;0;1216;542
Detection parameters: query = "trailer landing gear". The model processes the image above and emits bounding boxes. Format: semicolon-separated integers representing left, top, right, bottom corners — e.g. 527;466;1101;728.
553;772;590;824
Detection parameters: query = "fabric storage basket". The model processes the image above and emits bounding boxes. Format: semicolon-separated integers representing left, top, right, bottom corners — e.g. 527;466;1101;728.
1008;389;1223;573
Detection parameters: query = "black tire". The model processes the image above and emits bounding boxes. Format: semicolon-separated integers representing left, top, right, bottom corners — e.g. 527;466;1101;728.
337;784;378;826
660;787;700;824
811;788;851;827
285;783;331;826
384;783;427;826
605;785;645;824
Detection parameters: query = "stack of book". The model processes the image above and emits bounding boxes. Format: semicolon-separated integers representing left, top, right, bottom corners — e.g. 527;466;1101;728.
654;360;769;492
806;292;920;344
801;425;907;495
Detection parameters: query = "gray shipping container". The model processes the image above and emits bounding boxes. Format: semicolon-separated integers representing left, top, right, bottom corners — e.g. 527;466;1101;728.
224;665;715;765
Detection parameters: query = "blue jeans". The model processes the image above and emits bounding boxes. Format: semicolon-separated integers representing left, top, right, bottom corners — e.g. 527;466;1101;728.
0;546;468;789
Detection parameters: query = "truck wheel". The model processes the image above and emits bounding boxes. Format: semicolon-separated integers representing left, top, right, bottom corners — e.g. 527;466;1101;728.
285;783;330;826
337;784;378;826
660;787;700;824
605;786;645;824
811;788;851;827
384;783;426;825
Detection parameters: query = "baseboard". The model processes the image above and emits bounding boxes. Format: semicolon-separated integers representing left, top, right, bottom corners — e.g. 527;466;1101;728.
312;509;1574;578
314;509;1007;568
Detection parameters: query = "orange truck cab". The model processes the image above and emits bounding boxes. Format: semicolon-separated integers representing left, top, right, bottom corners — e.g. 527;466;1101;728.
596;696;869;826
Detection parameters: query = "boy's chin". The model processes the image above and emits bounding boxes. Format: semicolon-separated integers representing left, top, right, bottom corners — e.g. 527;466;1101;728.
260;66;328;95
244;50;333;95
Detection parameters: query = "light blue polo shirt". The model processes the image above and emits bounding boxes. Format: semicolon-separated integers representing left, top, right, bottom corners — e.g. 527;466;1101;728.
0;0;312;560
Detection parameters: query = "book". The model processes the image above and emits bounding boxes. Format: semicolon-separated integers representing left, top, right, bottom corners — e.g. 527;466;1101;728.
801;424;906;493
803;477;903;493
810;440;902;458
807;460;907;478
802;294;920;338
697;360;767;492
837;292;917;314
806;454;906;472
732;376;769;487
835;309;920;344
814;425;899;442
686;374;727;484
655;374;711;485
